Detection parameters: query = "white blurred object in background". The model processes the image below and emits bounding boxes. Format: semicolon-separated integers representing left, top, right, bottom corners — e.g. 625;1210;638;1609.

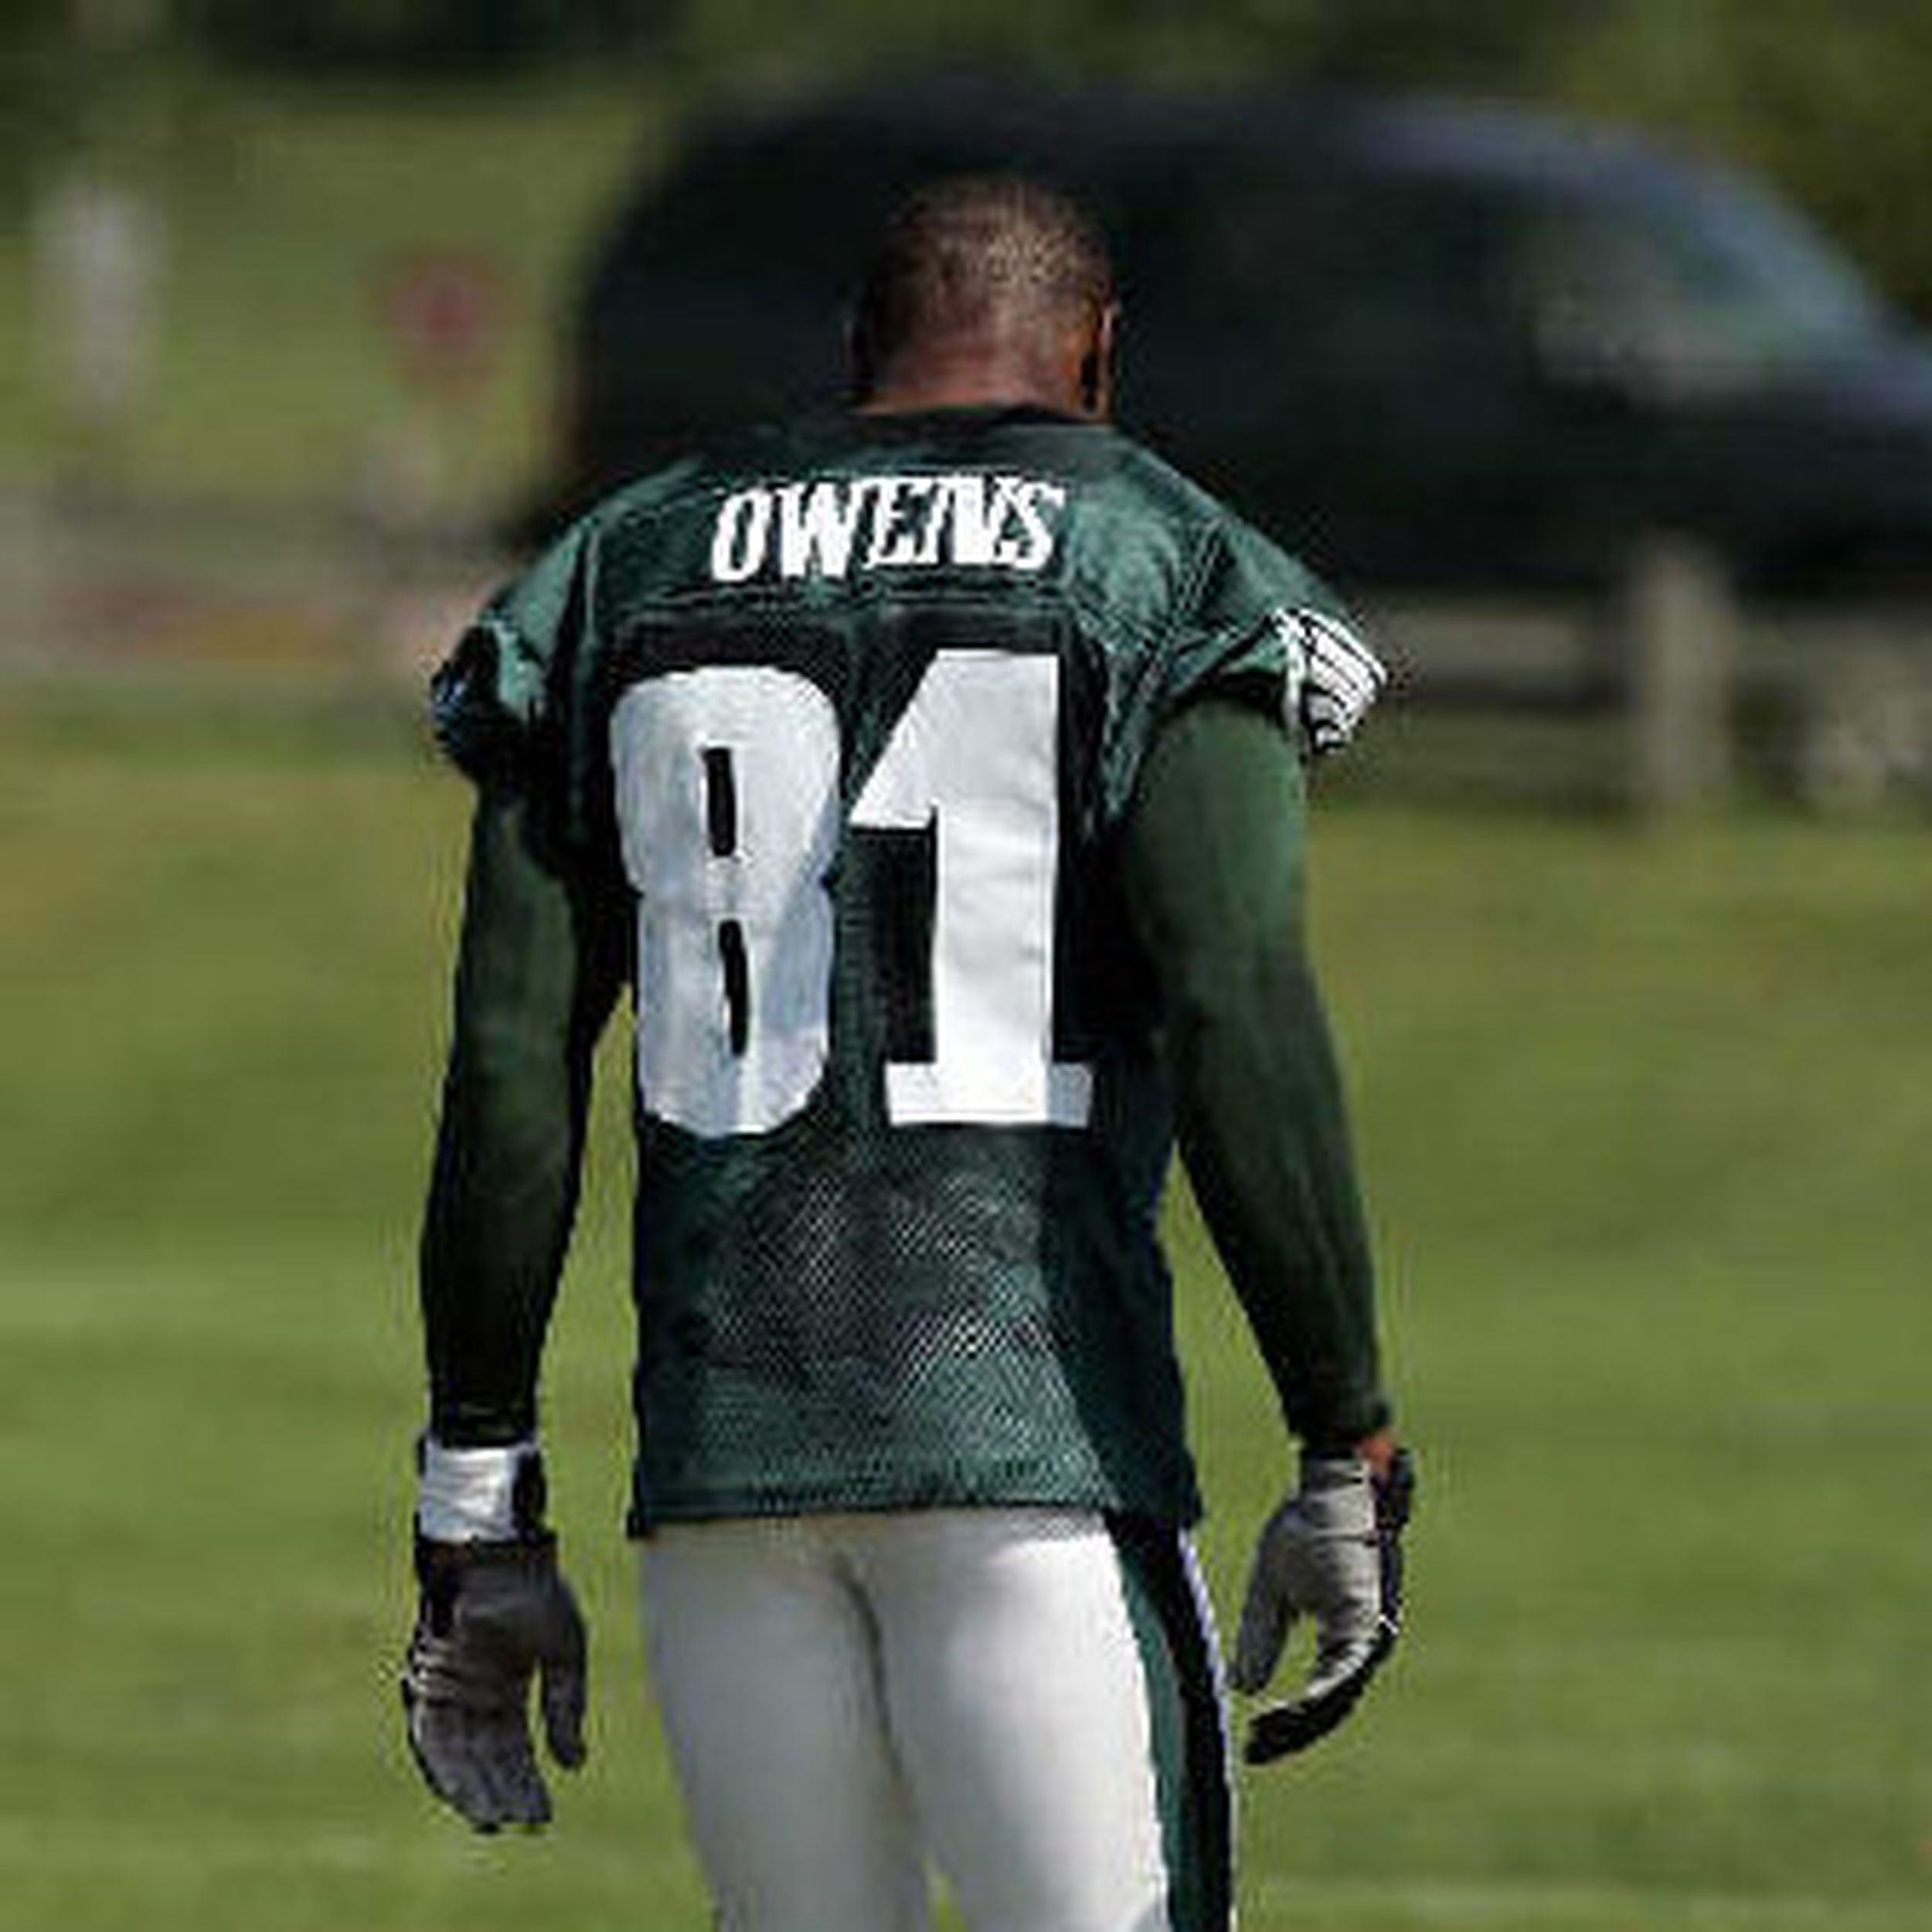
32;169;167;469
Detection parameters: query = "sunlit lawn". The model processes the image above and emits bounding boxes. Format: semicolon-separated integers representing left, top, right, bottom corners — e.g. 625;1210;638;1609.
3;700;1929;1929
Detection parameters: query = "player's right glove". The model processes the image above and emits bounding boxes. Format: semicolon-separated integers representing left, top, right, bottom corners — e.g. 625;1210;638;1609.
1230;1444;1414;1763
400;1441;588;1831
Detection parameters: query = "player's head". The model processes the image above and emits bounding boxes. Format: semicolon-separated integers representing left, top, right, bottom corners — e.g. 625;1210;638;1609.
849;175;1117;420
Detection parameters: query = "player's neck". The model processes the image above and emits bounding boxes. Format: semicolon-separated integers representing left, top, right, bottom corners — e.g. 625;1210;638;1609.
856;342;1097;420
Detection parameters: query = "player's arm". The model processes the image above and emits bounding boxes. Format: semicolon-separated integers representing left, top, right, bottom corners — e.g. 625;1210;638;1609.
1117;698;1412;1760
417;525;618;1445
1119;699;1383;1448
403;767;627;1832
420;781;626;1448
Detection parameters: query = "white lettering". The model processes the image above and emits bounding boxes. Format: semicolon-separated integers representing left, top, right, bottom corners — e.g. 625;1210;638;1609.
706;471;1069;583
777;478;870;580
867;476;940;568
862;477;906;568
947;474;1002;566
709;488;772;582
997;481;1067;572
911;477;952;565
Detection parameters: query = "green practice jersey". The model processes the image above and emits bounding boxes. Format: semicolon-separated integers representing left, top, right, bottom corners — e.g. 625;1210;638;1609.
428;405;1383;1527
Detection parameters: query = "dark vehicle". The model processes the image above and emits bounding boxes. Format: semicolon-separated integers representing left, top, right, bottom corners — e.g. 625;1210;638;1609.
557;78;1932;597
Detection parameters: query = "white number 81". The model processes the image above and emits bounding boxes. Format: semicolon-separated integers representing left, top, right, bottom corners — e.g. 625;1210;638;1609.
611;652;1094;1140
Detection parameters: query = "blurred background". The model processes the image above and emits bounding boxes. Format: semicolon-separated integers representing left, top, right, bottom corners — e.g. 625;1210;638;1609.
3;4;1929;1930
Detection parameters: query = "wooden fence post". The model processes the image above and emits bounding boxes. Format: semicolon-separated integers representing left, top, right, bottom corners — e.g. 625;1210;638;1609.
1617;532;1738;813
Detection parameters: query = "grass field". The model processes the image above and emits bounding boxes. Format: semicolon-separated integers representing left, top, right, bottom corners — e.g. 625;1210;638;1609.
3;691;1930;1931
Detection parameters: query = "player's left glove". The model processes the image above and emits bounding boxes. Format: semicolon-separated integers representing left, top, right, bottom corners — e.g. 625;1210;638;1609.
1230;1444;1414;1762
1278;607;1388;759
400;1440;587;1831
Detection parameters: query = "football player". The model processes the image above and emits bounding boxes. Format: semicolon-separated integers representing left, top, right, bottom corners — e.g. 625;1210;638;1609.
403;175;1411;1932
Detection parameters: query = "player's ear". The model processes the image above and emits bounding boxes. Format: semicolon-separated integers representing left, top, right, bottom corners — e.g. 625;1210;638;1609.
1078;302;1119;420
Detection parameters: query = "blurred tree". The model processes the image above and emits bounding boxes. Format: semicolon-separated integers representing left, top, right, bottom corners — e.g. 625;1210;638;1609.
1551;0;1932;321
655;0;1576;87
0;0;87;189
30;0;1932;316
1204;0;1593;90
658;0;1111;83
185;0;651;75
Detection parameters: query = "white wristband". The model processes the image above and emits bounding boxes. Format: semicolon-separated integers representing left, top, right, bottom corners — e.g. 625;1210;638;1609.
417;1437;540;1543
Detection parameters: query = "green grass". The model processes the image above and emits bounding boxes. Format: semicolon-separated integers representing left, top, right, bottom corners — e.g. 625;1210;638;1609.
3;696;1930;1930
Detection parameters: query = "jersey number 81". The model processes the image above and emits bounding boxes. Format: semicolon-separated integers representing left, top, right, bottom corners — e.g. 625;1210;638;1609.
611;652;1094;1140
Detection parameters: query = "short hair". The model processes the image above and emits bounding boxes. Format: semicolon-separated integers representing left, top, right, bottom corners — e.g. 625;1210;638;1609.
852;175;1114;378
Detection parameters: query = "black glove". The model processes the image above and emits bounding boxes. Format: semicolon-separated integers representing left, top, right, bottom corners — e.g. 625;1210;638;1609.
401;1531;588;1830
1232;1445;1414;1763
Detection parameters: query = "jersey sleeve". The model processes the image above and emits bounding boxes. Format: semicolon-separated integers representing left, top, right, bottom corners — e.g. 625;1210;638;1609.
1117;699;1390;1452
420;520;628;1449
419;789;626;1447
429;519;594;790
1166;518;1387;760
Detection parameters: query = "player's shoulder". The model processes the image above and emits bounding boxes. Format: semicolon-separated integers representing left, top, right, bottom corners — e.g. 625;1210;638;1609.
1028;423;1327;653
1071;423;1233;526
1104;434;1325;597
431;432;802;783
573;434;771;557
1061;428;1383;761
